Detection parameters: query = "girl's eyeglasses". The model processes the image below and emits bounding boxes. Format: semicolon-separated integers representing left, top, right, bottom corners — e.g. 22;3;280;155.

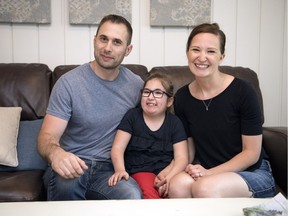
141;88;171;98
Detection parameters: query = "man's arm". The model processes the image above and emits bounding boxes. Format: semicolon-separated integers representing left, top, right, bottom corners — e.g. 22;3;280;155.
37;114;88;179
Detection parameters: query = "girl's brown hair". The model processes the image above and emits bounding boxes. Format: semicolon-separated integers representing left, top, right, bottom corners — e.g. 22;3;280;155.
143;72;174;97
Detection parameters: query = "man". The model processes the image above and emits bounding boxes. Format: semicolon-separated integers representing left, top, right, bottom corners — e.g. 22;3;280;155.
37;14;143;200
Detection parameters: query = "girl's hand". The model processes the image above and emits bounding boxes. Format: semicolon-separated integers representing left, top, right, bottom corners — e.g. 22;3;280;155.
154;173;167;188
154;173;169;198
158;183;168;198
108;170;129;186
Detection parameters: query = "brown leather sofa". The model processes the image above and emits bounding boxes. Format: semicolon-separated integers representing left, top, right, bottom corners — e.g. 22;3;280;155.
0;63;286;202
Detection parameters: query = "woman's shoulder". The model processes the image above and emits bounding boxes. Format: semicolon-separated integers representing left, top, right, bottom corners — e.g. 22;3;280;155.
230;77;255;93
175;83;190;96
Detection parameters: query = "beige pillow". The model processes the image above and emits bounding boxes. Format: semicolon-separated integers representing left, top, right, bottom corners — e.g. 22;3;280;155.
0;107;22;167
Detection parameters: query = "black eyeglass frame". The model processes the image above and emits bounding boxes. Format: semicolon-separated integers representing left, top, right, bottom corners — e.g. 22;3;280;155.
141;88;172;98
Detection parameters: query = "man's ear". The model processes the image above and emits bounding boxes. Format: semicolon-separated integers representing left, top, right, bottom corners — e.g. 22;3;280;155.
125;44;133;56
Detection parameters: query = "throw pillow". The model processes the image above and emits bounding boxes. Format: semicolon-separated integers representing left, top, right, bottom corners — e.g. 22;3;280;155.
0;119;48;171
0;107;22;167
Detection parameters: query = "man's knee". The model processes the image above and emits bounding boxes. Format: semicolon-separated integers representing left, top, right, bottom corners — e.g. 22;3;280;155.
117;178;142;199
44;168;87;200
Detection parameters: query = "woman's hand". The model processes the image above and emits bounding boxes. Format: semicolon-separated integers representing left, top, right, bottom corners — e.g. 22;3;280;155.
185;164;210;181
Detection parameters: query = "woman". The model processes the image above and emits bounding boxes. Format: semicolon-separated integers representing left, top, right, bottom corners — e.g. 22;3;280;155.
168;23;275;198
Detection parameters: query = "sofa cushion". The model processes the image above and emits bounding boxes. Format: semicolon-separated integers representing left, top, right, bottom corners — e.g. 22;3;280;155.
263;127;287;196
0;170;45;201
0;119;47;171
0;107;22;167
0;63;52;121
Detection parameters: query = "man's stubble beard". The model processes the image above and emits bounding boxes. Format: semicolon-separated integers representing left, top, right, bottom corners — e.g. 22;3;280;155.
94;54;122;70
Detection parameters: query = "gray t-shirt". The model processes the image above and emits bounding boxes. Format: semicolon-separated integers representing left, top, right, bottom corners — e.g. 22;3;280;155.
47;63;144;162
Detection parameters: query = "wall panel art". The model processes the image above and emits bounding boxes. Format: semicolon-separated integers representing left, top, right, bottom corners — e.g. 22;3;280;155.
150;0;211;27
69;0;131;25
0;0;51;24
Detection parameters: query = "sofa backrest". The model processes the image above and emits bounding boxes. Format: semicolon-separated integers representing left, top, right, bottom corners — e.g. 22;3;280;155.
0;63;52;121
52;64;149;88
149;65;264;122
0;63;264;122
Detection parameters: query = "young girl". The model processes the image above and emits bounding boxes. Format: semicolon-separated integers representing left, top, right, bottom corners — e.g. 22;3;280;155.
108;72;188;199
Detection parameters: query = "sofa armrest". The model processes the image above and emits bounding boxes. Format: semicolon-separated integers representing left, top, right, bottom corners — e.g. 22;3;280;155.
262;127;287;196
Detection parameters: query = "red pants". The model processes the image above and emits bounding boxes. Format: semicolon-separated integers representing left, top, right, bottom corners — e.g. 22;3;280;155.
131;172;160;199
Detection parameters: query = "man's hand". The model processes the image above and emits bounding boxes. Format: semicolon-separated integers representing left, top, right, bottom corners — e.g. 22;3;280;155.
50;147;88;179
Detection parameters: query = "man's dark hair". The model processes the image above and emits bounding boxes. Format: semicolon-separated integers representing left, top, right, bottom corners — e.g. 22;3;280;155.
96;14;133;45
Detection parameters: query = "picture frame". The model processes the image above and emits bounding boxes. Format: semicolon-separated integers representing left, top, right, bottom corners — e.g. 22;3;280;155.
69;0;131;25
0;0;51;24
150;0;211;27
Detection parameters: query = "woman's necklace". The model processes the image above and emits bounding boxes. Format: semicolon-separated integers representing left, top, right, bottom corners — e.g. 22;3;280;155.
196;73;228;111
202;98;213;111
199;85;213;111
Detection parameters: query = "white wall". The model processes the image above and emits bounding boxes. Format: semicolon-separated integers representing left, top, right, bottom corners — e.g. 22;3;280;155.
0;0;286;127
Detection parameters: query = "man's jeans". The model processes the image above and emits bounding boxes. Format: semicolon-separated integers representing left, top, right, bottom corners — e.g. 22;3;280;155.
43;160;142;200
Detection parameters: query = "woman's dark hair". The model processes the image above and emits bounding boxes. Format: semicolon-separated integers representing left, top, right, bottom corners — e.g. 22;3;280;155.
186;23;226;55
96;14;133;45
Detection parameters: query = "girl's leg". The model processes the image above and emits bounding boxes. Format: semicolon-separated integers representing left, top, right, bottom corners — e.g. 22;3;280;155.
131;172;160;199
